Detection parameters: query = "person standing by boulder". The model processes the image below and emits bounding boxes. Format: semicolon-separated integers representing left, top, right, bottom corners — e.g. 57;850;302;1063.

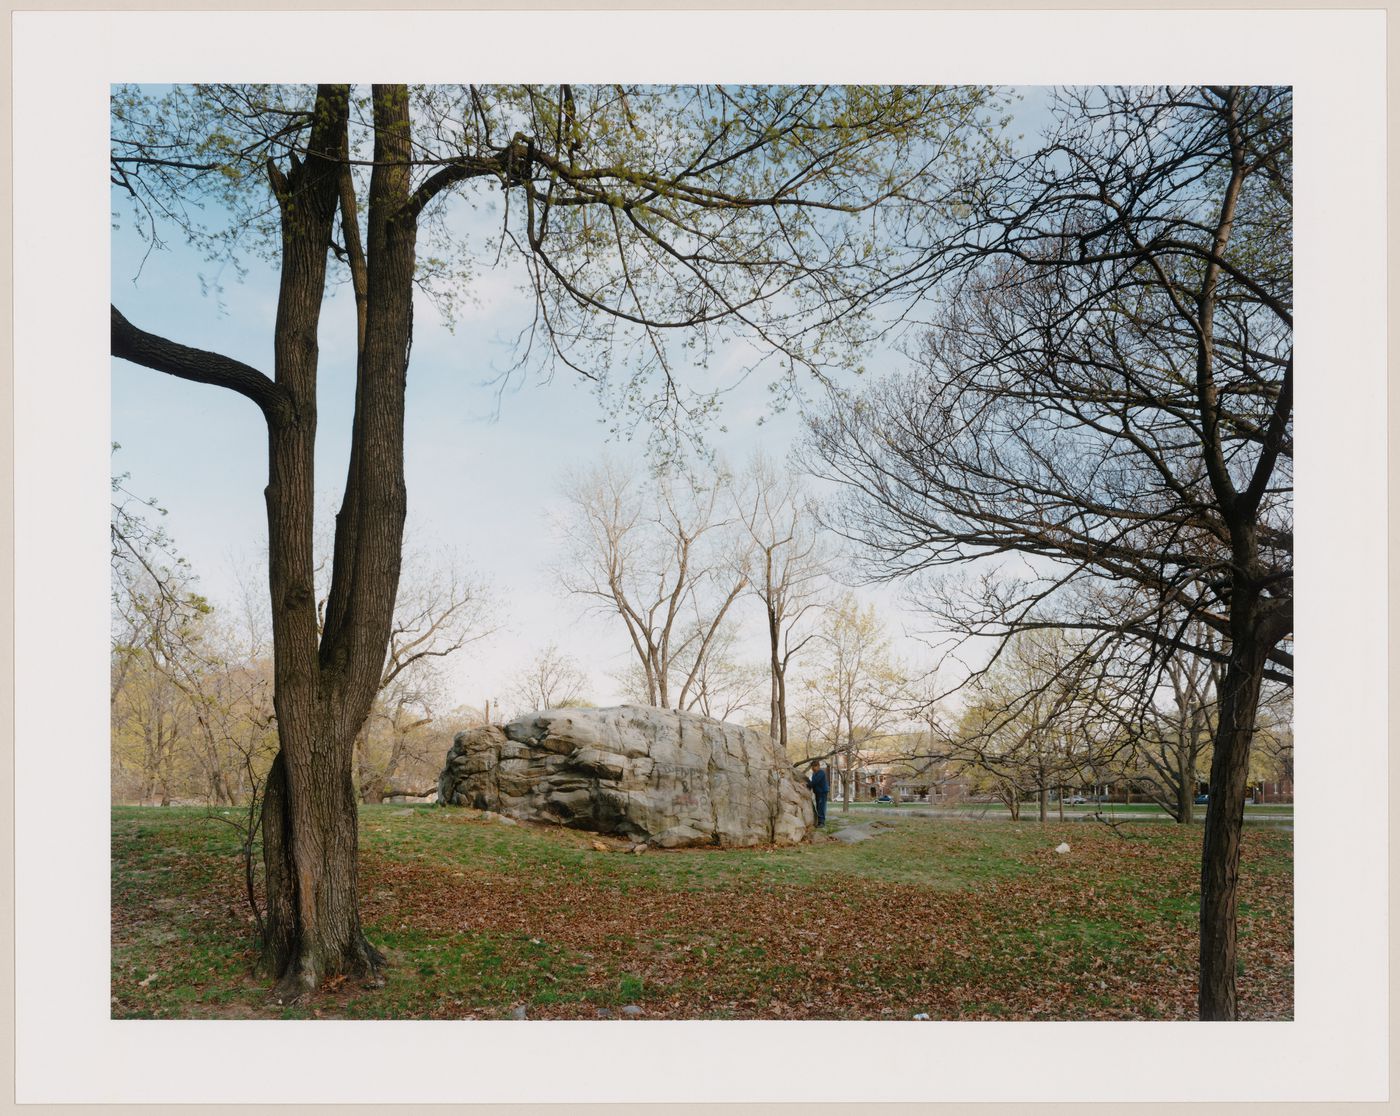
806;761;829;827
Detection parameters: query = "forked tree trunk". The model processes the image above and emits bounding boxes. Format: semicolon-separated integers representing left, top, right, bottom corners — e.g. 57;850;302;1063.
112;85;427;1002
253;84;415;1002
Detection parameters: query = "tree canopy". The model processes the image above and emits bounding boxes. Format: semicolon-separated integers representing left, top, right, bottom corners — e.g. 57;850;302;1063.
810;86;1292;689
113;83;1003;455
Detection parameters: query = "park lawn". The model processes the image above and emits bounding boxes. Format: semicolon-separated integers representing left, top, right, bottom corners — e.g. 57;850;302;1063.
111;805;1292;1021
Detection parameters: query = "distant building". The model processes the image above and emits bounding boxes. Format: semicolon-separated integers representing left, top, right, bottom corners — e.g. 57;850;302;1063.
838;753;975;803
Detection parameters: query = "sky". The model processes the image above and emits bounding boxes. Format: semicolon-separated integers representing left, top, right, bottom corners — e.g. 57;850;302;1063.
109;86;1055;717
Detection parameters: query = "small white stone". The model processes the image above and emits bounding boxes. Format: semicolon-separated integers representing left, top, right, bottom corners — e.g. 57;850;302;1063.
1054;842;1071;854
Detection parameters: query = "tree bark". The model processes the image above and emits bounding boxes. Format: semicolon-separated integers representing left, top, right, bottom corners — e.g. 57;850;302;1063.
1197;594;1279;1019
1177;727;1196;826
776;665;788;755
249;85;370;998
254;84;419;1002
768;601;782;751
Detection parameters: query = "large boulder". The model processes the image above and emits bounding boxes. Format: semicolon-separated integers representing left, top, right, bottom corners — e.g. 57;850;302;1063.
437;705;814;847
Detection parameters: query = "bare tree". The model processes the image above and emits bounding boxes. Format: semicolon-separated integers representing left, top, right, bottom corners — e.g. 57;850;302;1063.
1251;686;1293;797
672;620;766;723
559;459;750;709
797;593;906;811
734;452;830;753
376;551;494;698
110;455;205;742
111;488;284;942
110;82;1000;999
354;677;440;805
807;86;1291;1019
505;644;590;717
946;630;1109;823
356;552;495;803
1130;629;1220;824
110;473;219;805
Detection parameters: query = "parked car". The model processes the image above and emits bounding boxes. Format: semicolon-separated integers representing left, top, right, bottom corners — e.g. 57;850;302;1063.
1063;795;1087;806
1194;793;1209;805
876;794;894;803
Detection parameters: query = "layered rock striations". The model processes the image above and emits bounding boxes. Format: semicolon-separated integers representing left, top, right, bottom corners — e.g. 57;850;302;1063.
437;705;813;847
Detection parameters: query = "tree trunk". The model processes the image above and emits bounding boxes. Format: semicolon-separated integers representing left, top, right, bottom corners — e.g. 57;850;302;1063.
776;665;788;755
110;84;425;1002
255;84;415;1002
767;601;782;751
1177;737;1195;825
1197;626;1269;1020
259;724;384;999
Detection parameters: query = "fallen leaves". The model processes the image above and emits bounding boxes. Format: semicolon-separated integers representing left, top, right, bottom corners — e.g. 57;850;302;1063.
110;808;1294;1022
345;820;1291;1021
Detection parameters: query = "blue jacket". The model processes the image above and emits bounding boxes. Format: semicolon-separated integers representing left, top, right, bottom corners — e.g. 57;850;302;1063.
807;768;829;796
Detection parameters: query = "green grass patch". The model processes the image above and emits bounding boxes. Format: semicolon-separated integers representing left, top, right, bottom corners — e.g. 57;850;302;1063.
111;804;1293;1021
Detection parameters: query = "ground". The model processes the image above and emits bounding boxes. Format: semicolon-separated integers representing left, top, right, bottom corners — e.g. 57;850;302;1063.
111;805;1293;1020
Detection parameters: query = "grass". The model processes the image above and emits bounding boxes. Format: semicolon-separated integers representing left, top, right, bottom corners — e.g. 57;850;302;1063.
111;804;1293;1021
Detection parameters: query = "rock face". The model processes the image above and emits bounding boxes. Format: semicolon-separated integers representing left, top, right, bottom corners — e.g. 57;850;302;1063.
437;705;814;847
